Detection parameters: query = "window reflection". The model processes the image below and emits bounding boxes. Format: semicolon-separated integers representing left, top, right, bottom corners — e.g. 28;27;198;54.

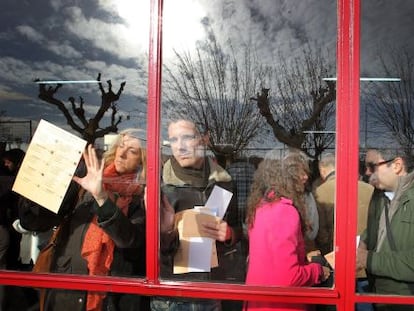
1;0;413;309
359;0;414;303
161;0;336;297
0;0;149;309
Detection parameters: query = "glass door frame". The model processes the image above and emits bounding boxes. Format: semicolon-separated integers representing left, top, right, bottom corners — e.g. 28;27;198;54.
1;1;414;310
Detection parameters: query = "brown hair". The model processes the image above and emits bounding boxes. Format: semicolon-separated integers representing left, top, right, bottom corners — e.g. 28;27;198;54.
246;150;309;233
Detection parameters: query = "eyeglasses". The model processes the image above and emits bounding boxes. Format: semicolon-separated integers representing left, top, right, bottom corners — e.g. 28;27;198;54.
168;134;199;145
366;158;395;173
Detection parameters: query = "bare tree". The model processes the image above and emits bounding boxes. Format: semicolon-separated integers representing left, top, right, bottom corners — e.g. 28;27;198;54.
251;45;336;159
163;26;267;158
365;48;414;157
35;73;126;144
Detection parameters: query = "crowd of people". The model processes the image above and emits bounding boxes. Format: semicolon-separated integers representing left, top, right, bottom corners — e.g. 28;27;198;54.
0;119;413;311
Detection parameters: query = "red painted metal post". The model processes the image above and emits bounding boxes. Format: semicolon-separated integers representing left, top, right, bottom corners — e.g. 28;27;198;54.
146;0;163;283
2;1;413;308
335;0;360;310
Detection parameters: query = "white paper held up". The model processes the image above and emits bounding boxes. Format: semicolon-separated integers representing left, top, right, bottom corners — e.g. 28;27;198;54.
12;119;87;213
204;185;233;218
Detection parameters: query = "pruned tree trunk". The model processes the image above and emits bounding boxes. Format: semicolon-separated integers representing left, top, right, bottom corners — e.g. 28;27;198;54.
35;73;125;144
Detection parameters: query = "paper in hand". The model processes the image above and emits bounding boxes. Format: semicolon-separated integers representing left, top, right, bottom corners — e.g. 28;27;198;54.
12;119;87;213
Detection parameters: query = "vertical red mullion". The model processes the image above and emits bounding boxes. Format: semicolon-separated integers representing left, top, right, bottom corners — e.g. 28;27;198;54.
146;0;163;283
335;0;360;311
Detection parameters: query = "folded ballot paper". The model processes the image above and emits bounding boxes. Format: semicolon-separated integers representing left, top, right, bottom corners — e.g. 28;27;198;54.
173;185;233;274
12;119;87;214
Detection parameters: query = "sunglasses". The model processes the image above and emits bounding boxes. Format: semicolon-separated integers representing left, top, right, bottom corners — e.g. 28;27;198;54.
366;158;395;173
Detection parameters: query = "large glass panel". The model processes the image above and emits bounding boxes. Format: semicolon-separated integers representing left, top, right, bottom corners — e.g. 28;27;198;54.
160;0;336;300
0;1;149;309
358;0;414;306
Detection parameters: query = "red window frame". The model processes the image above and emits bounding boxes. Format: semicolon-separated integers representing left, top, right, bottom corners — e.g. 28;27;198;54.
1;0;414;309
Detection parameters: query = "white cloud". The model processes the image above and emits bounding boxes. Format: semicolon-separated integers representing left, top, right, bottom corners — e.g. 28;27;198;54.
0;57;39;84
49;0;64;11
48;41;83;59
0;85;31;101
163;0;206;57
192;0;336;65
16;25;46;42
16;25;82;59
63;4;149;61
1;0;413;139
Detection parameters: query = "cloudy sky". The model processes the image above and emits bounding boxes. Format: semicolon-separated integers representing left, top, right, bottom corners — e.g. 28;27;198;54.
0;0;151;139
0;0;412;147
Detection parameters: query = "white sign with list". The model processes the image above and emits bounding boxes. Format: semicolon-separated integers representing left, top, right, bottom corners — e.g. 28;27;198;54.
12;119;87;213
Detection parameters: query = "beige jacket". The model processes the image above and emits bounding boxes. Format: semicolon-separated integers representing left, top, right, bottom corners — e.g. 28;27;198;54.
314;173;374;255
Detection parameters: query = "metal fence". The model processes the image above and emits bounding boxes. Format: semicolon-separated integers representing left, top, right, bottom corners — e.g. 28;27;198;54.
0;120;33;151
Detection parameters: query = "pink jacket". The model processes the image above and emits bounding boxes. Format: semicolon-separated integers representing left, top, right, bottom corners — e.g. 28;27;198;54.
245;197;323;311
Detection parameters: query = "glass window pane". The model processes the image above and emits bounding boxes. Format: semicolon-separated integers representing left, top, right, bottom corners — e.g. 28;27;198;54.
160;1;337;301
0;0;149;308
359;0;414;305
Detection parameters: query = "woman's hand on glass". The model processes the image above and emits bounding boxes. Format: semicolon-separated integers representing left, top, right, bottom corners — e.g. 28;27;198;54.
73;144;108;206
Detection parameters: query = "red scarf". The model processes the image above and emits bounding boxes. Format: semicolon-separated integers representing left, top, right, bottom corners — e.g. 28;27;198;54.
81;162;143;311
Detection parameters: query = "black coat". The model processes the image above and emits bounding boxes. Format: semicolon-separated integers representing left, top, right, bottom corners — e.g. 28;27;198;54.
160;158;243;282
19;181;148;311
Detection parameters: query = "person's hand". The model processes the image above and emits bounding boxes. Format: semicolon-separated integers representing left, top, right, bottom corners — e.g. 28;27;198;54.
307;250;322;262
321;266;331;282
356;247;368;271
202;220;231;242
358;240;367;250
73;144;107;205
160;194;175;233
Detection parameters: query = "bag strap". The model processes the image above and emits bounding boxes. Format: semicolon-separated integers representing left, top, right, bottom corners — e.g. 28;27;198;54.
48;225;62;245
48;187;85;244
384;203;397;251
46;193;77;246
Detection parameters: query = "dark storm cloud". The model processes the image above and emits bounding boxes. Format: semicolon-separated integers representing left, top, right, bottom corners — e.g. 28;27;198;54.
0;0;149;131
0;0;413;141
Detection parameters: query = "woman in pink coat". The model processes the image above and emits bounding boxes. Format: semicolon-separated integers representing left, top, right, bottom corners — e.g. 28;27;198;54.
245;150;331;311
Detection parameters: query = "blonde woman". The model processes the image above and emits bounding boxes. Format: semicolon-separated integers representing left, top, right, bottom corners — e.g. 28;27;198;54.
19;128;149;311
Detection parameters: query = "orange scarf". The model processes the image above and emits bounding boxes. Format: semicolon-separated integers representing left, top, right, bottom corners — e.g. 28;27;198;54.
81;163;143;311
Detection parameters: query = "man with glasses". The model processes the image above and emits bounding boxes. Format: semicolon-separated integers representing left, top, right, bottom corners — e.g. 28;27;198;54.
364;149;394;187
357;148;414;311
152;119;242;311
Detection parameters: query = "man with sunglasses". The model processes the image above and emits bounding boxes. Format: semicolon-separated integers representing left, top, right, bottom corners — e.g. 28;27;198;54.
357;148;414;311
